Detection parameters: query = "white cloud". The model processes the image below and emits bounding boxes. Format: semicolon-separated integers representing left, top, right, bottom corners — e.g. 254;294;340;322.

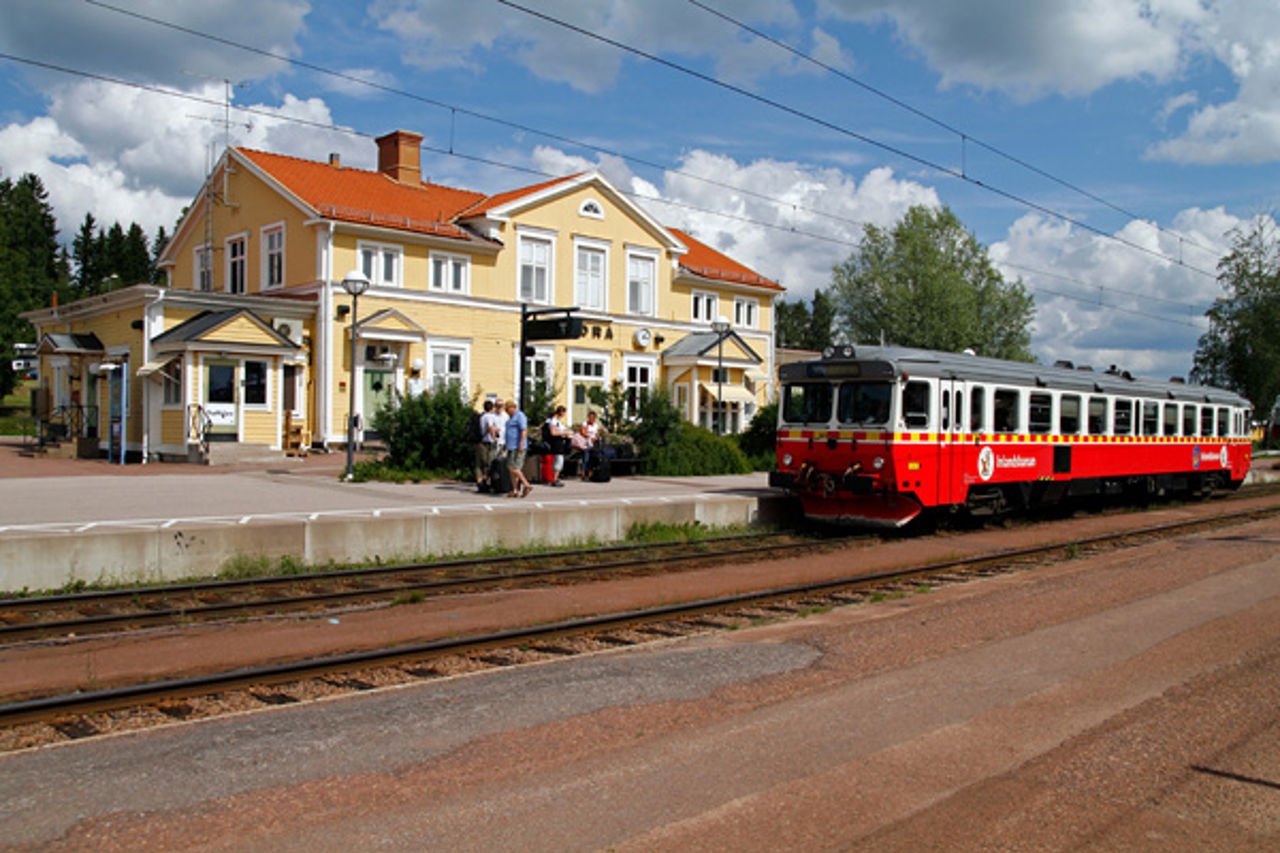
818;0;1183;100
0;78;364;241
369;0;812;93
991;208;1246;379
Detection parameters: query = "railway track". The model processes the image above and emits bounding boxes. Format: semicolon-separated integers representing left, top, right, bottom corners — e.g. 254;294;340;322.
2;499;1277;748
0;531;853;644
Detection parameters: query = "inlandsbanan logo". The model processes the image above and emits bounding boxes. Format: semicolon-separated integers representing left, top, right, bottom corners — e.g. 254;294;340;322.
977;446;1038;482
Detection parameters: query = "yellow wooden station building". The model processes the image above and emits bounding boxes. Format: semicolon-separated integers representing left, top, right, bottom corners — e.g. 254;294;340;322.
22;130;782;462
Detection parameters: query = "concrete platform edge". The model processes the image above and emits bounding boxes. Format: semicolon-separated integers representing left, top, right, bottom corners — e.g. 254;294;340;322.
0;493;795;592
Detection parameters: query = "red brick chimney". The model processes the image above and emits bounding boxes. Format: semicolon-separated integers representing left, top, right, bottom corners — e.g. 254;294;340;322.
376;130;423;185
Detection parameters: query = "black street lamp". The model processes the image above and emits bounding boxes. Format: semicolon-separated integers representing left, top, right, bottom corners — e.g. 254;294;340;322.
711;315;731;435
341;269;370;480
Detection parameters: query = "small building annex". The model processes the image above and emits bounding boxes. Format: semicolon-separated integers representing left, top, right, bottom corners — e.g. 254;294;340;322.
21;130;783;463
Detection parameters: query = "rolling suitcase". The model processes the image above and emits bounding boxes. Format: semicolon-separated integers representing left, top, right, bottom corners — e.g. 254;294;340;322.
590;455;612;483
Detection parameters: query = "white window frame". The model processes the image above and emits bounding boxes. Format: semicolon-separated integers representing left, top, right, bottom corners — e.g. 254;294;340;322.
225;232;248;295
242;358;271;411
427;339;470;392
194;244;213;291
622;356;656;418
517;229;555;305
626;248;657;316
523;345;553;400
358;240;403;288
692;290;718;324
429;250;470;295
574;237;609;311
734;296;758;330
578;198;604;220
261;222;285;290
569;351;609;425
161;359;184;408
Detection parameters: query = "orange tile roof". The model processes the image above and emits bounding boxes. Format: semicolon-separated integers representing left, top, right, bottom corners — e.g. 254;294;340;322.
457;172;586;218
669;227;782;291
238;148;488;242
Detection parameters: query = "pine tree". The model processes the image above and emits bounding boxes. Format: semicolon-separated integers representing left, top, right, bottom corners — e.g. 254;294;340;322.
121;222;151;285
0;173;61;397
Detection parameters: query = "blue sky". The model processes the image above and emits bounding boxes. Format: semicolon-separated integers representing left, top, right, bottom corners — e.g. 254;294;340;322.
2;0;1278;380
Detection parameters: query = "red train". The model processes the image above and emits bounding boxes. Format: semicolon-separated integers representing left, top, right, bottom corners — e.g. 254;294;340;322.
769;345;1253;526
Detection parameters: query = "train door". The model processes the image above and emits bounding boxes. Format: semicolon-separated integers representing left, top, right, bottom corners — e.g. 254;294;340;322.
938;377;965;505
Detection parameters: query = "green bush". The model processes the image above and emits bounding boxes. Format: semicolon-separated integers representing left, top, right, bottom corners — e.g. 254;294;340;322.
735;401;778;471
371;380;473;477
644;421;752;476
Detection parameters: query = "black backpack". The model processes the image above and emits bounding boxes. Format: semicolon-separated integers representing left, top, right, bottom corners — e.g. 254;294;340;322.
465;411;483;443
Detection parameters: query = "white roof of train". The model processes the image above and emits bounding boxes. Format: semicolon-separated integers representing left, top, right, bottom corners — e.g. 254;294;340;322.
780;345;1250;408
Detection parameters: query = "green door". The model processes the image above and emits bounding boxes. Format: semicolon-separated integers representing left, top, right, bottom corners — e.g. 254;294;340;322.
362;369;394;438
204;359;238;442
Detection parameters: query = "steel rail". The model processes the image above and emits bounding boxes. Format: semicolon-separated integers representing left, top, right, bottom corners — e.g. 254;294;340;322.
0;533;833;643
3;502;1276;729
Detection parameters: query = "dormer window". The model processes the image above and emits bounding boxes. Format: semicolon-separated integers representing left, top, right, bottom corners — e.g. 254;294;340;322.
579;199;604;220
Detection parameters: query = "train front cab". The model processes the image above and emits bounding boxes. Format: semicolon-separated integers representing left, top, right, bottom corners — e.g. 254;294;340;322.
771;355;929;526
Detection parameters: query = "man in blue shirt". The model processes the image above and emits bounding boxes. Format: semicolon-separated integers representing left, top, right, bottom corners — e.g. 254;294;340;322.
503;400;532;497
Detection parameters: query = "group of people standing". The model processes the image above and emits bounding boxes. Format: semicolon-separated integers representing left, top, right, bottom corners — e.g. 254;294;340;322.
472;399;606;498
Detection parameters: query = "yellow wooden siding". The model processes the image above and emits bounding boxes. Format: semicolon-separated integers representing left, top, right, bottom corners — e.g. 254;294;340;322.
161;408;186;445
203;315;280;346
241;409;277;445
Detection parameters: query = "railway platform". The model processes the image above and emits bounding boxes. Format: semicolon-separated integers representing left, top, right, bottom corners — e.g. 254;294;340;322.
0;438;788;592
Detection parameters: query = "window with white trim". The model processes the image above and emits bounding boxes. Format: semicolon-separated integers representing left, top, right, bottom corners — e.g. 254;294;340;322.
570;356;607;425
194;245;212;291
226;235;246;294
429;345;468;391
262;224;285;289
734;297;758;329
430;252;469;294
358;241;402;287
623;361;653;417
243;359;269;407
579;199;604;219
575;242;606;310
518;233;552;304
627;252;656;315
161;360;183;407
692;291;718;324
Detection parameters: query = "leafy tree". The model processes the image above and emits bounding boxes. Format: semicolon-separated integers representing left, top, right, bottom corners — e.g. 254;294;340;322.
1191;215;1280;416
735;400;778;470
774;288;835;351
831;205;1034;361
0;173;62;397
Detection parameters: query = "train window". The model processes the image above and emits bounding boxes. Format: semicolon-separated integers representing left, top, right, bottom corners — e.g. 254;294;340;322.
941;390;950;430
1088;397;1107;435
1183;405;1197;436
970;387;986;432
1200;407;1214;437
1059;395;1081;435
1218;407;1229;437
955;391;964;432
994;388;1019;433
1114;399;1133;435
837;382;892;427
1141;401;1159;436
903;381;930;428
1028;392;1052;434
1163;404;1179;436
781;383;832;424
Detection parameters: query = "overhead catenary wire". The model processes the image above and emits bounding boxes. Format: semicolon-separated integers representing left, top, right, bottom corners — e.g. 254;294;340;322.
79;0;1225;292
0;49;1215;330
685;0;1222;262
493;0;1220;281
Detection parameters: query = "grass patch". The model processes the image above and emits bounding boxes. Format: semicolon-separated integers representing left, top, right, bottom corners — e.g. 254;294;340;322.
624;520;759;544
390;590;426;606
217;553;310;581
0;380;36;437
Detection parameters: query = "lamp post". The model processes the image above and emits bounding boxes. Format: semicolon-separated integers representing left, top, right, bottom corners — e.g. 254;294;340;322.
711;315;731;435
341;269;370;480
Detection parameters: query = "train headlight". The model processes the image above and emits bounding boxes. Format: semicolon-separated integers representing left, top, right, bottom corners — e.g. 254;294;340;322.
872;456;885;470
782;453;793;466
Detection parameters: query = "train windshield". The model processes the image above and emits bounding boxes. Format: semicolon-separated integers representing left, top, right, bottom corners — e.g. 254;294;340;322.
837;381;892;426
781;382;833;424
